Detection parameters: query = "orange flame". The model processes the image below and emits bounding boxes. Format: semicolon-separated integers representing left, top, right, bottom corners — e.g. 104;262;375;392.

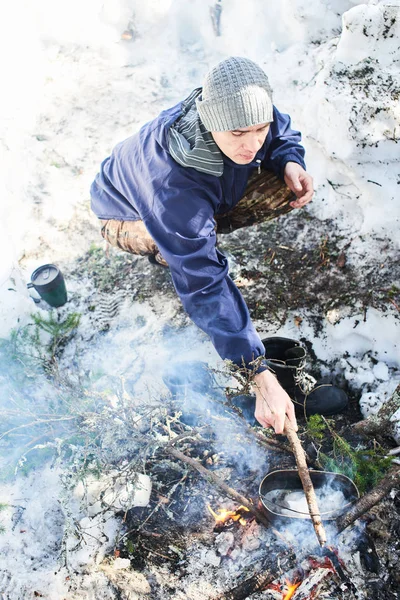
207;504;250;526
282;579;301;600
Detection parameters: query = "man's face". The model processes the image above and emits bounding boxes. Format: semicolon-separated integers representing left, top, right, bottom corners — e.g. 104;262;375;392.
211;122;270;164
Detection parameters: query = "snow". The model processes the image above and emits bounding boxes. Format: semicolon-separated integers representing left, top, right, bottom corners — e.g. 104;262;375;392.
0;0;399;596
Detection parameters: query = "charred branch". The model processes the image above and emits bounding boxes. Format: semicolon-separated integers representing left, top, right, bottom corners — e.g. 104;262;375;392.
336;466;400;532
165;445;271;528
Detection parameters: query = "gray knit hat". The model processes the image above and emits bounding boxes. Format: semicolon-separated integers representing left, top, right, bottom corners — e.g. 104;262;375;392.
196;56;273;132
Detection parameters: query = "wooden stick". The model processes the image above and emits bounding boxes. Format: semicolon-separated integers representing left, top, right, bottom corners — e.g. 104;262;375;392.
284;418;327;547
336;466;400;532
212;569;276;600
165;446;271;528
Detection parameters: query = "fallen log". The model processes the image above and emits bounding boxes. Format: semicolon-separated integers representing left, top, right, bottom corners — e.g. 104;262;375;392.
353;383;400;440
336;466;400;532
284;418;327;547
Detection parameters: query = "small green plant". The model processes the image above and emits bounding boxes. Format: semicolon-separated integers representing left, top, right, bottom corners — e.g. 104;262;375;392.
307;414;330;441
5;311;80;368
387;284;399;299
306;415;393;494
31;311;81;358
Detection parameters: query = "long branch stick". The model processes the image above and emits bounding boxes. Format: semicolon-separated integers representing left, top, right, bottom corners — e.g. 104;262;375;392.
336;466;400;532
284;418;327;547
165;446;271;528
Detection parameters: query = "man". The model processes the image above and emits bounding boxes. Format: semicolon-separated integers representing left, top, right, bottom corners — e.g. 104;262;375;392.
91;57;340;435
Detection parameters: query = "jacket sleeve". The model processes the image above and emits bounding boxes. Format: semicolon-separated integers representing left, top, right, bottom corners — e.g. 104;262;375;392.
263;106;306;180
143;176;266;371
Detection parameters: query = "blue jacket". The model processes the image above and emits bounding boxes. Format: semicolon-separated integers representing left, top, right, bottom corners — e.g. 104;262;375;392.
90;92;306;370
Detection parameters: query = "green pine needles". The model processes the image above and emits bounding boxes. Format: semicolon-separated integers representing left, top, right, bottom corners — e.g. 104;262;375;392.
307;414;393;494
4;310;80;369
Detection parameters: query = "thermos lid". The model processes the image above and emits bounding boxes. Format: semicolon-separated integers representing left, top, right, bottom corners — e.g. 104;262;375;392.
31;264;59;286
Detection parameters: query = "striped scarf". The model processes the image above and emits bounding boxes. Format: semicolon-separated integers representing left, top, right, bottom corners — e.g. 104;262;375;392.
168;88;224;177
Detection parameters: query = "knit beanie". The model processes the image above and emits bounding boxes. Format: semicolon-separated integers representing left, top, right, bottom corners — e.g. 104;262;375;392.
196;57;273;132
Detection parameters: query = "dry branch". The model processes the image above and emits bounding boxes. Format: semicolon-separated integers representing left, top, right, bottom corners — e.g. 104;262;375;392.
165;446;271;528
336;466;400;532
284;418;327;547
232;415;293;454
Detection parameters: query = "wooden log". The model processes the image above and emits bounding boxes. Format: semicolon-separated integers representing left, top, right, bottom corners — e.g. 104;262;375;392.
336;466;400;532
212;569;276;600
353;383;400;439
284;418;327;547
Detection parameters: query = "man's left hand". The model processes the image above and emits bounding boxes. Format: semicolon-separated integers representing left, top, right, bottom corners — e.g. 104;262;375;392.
284;162;314;209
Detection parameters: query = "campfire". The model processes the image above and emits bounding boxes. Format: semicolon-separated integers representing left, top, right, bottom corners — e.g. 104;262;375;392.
93;382;400;600
205;490;352;599
207;504;250;527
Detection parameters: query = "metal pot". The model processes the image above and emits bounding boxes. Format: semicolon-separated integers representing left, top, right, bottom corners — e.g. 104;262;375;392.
259;469;359;525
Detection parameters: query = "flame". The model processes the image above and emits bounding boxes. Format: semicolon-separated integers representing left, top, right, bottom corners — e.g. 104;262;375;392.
282;579;301;600
207;504;249;526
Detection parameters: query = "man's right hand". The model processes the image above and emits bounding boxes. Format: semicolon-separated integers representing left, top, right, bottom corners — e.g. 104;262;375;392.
252;369;298;434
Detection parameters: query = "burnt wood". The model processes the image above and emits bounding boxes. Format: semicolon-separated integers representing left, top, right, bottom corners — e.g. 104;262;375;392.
336;466;400;532
212;569;276;600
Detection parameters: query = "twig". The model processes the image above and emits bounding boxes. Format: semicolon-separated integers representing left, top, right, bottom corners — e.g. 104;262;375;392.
336;466;400;532
228;412;293;454
284;418;327;547
299;65;325;90
389;298;400;312
0;416;77;442
142;545;173;561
